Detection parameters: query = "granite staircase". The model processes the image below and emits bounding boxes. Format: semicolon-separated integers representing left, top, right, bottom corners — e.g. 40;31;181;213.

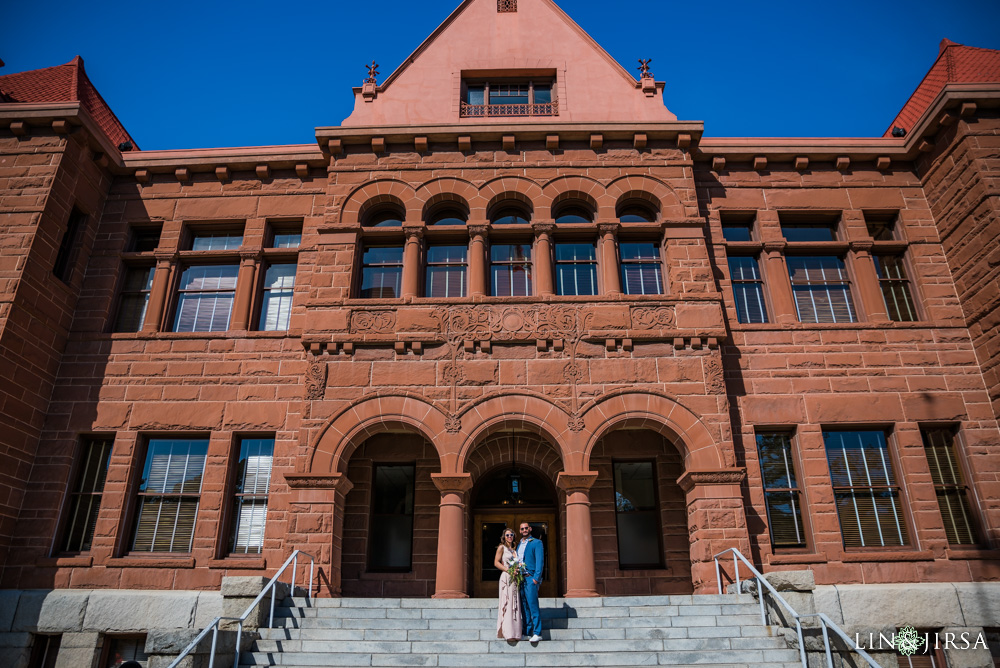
240;594;802;667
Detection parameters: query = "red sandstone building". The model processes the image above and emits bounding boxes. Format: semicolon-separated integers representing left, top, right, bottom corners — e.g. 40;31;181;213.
2;0;1000;666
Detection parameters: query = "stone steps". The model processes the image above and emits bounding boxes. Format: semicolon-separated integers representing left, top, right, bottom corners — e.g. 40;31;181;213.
239;594;801;667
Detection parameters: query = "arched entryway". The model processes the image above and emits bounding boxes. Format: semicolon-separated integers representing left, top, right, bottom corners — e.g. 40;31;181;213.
466;431;562;598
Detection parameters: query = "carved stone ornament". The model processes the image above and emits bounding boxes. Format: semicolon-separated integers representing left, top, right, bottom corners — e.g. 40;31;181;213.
350;310;397;333
445;414;462;433
442;363;463;385
446;305;579;341
305;360;327;400
631;306;676;329
676;469;746;492
563;361;584;383
568;413;585;432
704;356;725;394
555;471;599;493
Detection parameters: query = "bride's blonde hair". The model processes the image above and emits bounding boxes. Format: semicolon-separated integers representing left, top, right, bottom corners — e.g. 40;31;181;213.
498;527;517;550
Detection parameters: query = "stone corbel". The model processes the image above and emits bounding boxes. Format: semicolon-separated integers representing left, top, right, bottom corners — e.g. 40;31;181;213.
556;472;599;494
676;469;746;493
431;473;473;495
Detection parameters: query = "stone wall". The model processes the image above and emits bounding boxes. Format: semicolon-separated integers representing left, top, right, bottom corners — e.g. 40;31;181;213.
918;111;1000;419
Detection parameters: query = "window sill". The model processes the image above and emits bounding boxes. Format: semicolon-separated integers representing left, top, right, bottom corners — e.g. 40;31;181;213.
106;330;301;341
945;547;1000;560
37;555;94;568
837;550;935;562
106;556;196;568
766;552;827;566
208;557;267;570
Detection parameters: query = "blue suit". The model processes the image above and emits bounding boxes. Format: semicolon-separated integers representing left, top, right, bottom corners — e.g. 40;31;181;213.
519;538;544;636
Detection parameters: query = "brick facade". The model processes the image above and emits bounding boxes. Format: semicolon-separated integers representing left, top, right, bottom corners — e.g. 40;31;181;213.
1;0;999;613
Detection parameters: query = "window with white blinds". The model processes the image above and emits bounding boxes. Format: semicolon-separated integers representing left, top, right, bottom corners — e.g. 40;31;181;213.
173;265;239;332
258;264;296;331
490;243;533;296
756;433;806;548
61;438;112;552
132;439;208;553
425;245;468;298
229;438;274;554
788;256;857;323
729;256;768;323
875;255;918;322
555;242;598;296
619;242;663;295
824;430;909;548
921;427;980;545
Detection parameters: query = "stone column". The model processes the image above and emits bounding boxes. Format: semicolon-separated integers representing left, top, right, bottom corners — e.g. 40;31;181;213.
677;469;750;594
283;473;354;597
230;251;259;330
401;227;424;299
850;241;890;322
598;222;622;295
468;223;489;297
533;222;555;296
431;473;473;598
556;472;600;597
762;241;797;324
142;254;175;332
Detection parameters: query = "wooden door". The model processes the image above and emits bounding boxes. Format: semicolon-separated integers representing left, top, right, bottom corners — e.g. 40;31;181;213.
473;513;557;598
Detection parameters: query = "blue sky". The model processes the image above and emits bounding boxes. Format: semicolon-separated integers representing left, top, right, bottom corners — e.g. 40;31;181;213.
3;0;999;150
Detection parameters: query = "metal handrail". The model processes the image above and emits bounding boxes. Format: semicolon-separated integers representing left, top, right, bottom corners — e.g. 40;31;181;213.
713;547;881;668
166;549;316;668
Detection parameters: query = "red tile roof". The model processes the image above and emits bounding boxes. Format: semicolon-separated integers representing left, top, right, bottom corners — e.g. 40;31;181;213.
0;56;137;149
885;39;1000;137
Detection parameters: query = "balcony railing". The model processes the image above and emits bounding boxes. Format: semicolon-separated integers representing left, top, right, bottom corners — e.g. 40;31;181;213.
460;101;558;118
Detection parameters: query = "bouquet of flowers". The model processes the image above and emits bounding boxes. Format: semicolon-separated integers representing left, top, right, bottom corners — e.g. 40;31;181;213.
506;560;526;587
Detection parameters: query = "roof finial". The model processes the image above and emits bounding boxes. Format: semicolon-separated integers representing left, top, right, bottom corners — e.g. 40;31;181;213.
365;60;379;85
638;59;653;78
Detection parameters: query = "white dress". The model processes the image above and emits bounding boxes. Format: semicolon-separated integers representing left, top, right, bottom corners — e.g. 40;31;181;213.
496;546;523;640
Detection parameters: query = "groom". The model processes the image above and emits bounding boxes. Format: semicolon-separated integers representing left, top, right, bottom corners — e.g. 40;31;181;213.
516;522;544;642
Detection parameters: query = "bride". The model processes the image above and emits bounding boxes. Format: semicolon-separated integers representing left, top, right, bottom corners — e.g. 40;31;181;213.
495;527;523;640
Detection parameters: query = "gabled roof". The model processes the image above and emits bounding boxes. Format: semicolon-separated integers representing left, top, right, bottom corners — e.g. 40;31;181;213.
885;39;1000;137
377;0;640;91
0;56;137;149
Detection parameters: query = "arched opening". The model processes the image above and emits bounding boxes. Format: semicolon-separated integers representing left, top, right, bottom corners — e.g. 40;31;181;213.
589;428;693;595
617;198;659;223
340;432;440;597
362;204;405;227
466;431;562;598
490;202;532;226
426;203;469;226
553;200;594;224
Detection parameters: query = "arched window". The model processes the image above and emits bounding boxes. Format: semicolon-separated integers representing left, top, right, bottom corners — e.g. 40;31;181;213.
553;202;594;225
617;202;657;223
491;206;531;226
363;206;405;227
427;207;468;226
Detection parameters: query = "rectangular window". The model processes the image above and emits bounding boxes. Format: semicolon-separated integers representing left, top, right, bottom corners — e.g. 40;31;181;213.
721;216;754;242
756;433;806;548
53;208;87;282
728;256;768;323
129;227;161;253
28;634;60;668
360;246;404;298
461;79;557;117
555;242;597;296
132;439;208;553
490;243;533;297
425;245;468;298
228;437;274;555
780;223;837;242
173;265;239;332
114;266;155;332
787;256;857;323
865;212;898;241
258;264;296;331
104;635;148;668
921;427;980;545
190;231;242;251
619;242;663;295
613;461;662;568
271;231;301;249
824;430;909;548
875;255;918;322
369;464;415;571
61;438;112;553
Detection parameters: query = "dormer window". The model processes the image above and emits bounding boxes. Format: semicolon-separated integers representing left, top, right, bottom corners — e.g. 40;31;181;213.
461;77;557;118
